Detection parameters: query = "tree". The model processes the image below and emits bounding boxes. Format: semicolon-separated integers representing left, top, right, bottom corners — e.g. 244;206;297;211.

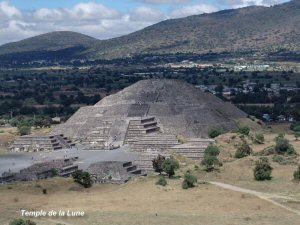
152;154;165;174
275;134;296;155
293;166;300;181
201;155;222;172
201;144;222;172
238;127;250;135
235;141;252;158
182;171;197;189
204;144;220;156
208;128;222;138
162;157;179;178
9;219;36;225
253;158;273;181
72;170;93;188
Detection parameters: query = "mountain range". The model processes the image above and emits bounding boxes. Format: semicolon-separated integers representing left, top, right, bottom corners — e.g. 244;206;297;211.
0;0;299;61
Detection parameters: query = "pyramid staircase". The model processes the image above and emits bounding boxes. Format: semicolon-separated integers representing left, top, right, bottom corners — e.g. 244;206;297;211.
124;117;160;144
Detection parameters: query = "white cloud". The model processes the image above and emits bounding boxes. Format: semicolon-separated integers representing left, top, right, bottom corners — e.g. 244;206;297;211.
171;4;219;18
222;0;288;8
130;6;165;22
137;0;189;3
0;1;22;19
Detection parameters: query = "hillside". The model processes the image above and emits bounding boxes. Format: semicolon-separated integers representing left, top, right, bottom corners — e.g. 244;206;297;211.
0;31;98;54
91;0;300;58
0;0;300;60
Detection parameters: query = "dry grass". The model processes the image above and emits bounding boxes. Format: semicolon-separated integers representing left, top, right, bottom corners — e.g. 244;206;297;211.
1;177;300;225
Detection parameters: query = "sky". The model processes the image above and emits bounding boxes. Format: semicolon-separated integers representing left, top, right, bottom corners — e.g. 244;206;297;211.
0;0;289;45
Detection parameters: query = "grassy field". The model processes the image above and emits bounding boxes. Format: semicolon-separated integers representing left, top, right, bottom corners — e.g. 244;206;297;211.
1;176;300;225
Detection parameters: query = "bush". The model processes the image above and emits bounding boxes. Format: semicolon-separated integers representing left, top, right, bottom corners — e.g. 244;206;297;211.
238;127;250;135
254;133;264;144
253;158;273;181
182;171;197;189
208;128;222;138
162;157;179;178
275;135;296;155
293;166;300;181
18;126;31;136
201;155;222;172
235;141;252;158
272;155;286;165
156;176;167;186
152;154;165;174
72;170;93;188
201;144;222;172
9;219;36;225
204;144;220;156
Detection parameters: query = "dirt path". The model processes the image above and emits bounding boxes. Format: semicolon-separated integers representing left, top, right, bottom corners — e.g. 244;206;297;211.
209;181;300;216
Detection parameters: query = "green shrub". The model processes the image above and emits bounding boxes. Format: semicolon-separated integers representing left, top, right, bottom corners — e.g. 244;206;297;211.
156;176;167;186
208;128;222;138
18;126;31;136
238;127;250;135
293;166;300;181
152;154;165;174
235;141;252;158
9;219;36;225
254;133;264;144
255;147;275;156
275;135;296;155
201;155;222;172
162;157;179;178
72;170;93;188
204;144;220;156
182;171;197;189
272;155;286;164
253;158;273;181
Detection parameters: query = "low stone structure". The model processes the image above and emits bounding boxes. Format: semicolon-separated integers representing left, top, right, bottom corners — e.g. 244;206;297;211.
86;161;145;184
10;134;75;152
0;158;78;184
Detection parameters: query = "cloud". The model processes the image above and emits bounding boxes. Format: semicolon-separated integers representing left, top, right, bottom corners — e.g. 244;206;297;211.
221;0;288;8
171;4;219;18
136;0;190;3
0;1;22;19
129;6;165;22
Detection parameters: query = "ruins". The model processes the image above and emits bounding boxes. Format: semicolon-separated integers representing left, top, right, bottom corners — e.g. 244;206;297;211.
9;79;246;181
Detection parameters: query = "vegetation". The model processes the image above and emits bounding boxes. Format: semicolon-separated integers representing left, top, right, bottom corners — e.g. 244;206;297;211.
204;144;220;156
162;157;179;178
156;176;167;186
182;171;197;189
152;155;166;174
235;141;252;158
274;134;296;155
208;128;223;138
254;133;264;144
18;126;31;136
72;170;93;188
293;166;300;181
253;157;273;181
9;219;36;225
201;145;222;172
238;127;250;136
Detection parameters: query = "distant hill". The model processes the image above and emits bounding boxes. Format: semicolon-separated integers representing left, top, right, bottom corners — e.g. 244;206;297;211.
0;0;299;61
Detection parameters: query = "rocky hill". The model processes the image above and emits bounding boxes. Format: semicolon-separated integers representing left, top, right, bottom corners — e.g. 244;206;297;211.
0;0;299;60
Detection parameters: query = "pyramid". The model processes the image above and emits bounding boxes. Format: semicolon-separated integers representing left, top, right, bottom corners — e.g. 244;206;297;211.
52;79;246;150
